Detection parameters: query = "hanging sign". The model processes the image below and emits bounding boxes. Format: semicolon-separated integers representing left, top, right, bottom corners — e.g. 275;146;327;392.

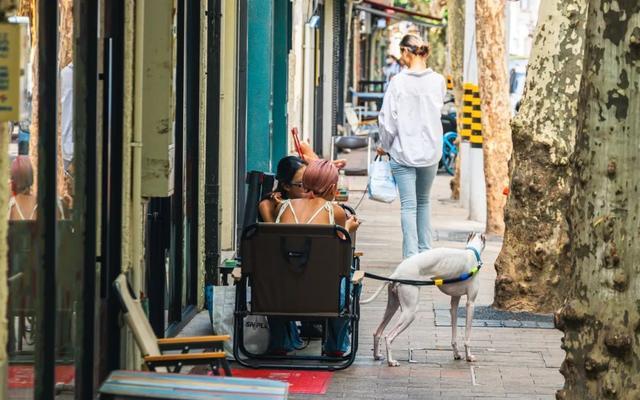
0;23;21;122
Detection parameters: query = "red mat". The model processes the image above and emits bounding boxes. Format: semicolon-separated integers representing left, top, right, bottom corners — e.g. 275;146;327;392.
230;369;333;394
8;365;75;389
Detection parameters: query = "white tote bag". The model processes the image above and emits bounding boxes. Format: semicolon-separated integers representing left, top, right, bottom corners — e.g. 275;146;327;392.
212;285;270;357
368;156;397;203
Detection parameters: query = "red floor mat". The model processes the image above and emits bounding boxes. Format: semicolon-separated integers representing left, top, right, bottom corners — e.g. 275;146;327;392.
230;369;333;394
8;365;75;389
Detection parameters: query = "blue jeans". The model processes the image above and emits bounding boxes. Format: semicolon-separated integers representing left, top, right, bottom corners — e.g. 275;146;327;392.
267;318;303;353
390;160;438;258
268;278;353;354
323;278;352;355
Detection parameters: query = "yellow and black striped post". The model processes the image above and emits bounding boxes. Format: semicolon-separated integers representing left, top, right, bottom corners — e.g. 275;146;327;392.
470;85;482;148
461;83;474;142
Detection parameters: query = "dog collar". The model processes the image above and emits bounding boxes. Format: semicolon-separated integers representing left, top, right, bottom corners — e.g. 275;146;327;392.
466;246;483;267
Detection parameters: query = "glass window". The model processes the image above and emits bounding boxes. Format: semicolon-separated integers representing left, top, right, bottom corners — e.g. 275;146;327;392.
5;1;88;398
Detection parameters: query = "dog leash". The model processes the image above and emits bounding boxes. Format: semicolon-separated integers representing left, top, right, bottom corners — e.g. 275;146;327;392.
363;247;483;287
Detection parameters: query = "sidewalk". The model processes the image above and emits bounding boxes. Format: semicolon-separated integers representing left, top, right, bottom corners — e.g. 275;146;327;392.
292;173;564;399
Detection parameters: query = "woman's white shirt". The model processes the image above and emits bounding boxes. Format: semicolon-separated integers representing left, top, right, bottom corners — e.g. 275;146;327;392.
378;68;446;167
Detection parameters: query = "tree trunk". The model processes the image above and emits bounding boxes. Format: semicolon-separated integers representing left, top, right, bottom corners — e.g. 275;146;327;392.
58;0;73;206
555;2;640;398
493;0;587;312
19;0;72;203
428;27;447;75
446;0;464;200
19;0;38;192
475;0;512;234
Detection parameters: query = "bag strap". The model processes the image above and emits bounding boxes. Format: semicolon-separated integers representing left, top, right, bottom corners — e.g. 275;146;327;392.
374;154;391;162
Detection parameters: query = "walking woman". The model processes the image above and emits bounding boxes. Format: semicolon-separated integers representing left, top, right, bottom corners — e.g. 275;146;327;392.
377;34;446;258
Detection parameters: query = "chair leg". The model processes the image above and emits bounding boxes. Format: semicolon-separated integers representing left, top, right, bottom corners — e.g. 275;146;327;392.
221;359;232;376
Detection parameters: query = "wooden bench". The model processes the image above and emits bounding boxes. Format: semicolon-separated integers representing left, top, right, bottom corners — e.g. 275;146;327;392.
99;370;289;399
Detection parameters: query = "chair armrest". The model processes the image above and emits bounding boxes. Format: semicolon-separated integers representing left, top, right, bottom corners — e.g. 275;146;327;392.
157;335;230;351
144;351;226;366
232;267;242;282
351;270;365;285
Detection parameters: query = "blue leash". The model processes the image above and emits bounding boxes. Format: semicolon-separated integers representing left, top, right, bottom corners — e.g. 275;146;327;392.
363;247;483;287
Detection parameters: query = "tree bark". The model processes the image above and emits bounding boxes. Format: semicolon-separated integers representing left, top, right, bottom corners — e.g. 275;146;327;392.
446;0;464;200
493;0;587;312
555;2;640;398
19;0;71;203
428;27;447;75
58;0;73;206
18;0;38;192
475;0;512;234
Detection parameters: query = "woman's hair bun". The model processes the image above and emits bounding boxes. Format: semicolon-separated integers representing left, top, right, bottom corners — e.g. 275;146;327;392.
416;44;429;57
399;34;430;57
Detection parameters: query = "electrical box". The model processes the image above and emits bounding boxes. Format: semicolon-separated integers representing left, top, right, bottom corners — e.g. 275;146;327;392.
136;0;176;197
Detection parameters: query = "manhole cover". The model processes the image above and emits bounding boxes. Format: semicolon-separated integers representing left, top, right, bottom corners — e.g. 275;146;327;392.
434;305;555;329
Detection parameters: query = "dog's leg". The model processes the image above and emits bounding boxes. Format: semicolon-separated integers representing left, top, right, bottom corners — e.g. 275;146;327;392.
373;284;400;360
384;285;419;367
464;291;478;362
450;295;462;360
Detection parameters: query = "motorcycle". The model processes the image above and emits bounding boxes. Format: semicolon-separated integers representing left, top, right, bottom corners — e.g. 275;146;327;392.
440;95;458;176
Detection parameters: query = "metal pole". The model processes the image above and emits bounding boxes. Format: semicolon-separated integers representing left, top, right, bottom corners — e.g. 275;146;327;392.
36;0;58;397
205;0;222;285
74;0;99;396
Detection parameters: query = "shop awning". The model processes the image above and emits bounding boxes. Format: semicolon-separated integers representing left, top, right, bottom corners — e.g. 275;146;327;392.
355;0;447;29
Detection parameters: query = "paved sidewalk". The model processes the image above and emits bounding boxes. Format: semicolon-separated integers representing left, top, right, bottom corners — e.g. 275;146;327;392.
289;173;564;399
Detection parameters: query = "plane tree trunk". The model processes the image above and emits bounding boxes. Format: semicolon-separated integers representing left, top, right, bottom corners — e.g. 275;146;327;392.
493;0;587;312
555;1;640;398
475;0;512;235
447;0;464;200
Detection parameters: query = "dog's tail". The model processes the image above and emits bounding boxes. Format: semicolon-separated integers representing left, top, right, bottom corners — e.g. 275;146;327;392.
360;282;390;304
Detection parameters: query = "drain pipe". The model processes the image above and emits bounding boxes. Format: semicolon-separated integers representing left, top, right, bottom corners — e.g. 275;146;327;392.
302;22;315;144
130;0;143;296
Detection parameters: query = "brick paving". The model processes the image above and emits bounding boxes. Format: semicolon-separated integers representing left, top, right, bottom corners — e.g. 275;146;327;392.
181;169;565;399
286;173;564;399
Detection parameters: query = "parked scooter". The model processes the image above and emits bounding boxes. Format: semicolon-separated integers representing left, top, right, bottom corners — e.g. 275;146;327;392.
440;95;458;176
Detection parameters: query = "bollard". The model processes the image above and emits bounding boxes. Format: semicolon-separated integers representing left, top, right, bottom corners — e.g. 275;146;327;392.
469;86;487;223
460;83;474;210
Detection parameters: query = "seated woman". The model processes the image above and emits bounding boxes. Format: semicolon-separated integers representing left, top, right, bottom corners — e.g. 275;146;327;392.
8;156;66;220
258;148;346;223
270;159;360;357
257;156;308;353
258;156;309;223
8;156;37;220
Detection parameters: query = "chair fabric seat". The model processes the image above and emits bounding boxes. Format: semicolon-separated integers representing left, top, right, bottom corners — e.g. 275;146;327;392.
241;224;351;315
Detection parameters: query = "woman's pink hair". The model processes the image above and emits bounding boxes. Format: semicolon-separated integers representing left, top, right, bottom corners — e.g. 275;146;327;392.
303;159;338;197
11;156;34;195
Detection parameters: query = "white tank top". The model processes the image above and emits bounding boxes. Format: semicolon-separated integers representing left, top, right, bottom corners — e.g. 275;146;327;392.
275;199;335;225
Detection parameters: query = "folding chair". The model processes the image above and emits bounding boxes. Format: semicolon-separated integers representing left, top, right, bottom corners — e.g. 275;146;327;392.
113;274;232;375
233;223;364;371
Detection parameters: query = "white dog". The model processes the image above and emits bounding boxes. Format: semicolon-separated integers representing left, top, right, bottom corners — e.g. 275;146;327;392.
361;233;486;366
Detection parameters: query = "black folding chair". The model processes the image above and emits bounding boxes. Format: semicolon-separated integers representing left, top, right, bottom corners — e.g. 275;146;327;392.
232;223;364;370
